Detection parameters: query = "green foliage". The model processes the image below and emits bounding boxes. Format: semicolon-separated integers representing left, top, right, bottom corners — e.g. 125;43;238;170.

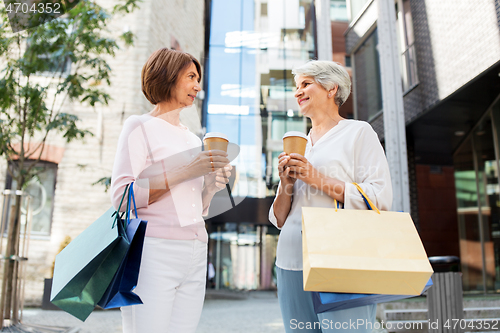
92;176;111;192
0;0;140;187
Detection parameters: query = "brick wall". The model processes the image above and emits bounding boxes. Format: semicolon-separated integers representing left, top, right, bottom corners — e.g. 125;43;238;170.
405;0;500;123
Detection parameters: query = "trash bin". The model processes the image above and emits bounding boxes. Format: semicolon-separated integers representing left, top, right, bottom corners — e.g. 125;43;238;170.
427;256;464;333
429;255;461;273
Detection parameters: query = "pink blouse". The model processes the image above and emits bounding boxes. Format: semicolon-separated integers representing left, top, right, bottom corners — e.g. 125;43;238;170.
110;114;208;243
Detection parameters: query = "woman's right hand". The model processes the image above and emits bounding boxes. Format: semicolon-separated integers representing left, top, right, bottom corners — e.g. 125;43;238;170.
187;150;230;178
278;152;296;187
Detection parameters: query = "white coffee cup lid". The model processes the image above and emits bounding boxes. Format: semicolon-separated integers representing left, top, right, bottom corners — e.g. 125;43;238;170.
283;131;307;140
203;132;229;141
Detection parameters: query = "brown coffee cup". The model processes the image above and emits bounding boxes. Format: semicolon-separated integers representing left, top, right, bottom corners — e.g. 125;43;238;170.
283;131;308;156
203;132;229;152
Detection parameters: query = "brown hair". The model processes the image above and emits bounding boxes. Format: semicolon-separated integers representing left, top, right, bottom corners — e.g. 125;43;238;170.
141;48;202;105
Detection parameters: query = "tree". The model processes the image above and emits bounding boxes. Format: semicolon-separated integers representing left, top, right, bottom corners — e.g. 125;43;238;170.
0;0;140;325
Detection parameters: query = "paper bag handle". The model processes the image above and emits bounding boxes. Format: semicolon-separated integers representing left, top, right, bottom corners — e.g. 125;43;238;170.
352;182;380;214
333;183;381;214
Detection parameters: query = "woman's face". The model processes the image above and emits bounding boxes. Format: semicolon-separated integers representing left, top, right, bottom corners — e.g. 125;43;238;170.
170;62;201;108
294;75;329;117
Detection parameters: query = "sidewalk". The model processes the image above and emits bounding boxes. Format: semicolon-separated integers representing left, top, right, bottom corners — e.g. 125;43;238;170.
21;291;285;333
21;290;393;332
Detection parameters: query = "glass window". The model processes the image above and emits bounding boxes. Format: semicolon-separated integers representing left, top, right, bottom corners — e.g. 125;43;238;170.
396;0;418;92
209;223;278;290
4;161;58;236
205;0;316;292
454;109;500;293
26;20;72;77
330;0;348;21
205;0;315;199
353;28;382;121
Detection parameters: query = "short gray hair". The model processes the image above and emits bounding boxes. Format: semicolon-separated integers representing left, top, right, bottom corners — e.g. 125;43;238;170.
292;60;351;107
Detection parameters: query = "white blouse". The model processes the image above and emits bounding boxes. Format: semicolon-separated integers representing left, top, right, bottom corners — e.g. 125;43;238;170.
268;119;393;271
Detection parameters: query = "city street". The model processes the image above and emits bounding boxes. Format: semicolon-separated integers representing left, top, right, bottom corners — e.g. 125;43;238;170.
21;290;395;332
21;291;285;333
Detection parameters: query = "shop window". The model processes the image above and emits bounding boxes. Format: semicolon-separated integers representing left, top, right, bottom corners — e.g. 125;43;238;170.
454;106;500;293
25;20;72;77
4;161;58;236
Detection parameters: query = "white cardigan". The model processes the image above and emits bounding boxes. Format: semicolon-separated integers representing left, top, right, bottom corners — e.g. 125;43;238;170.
269;119;393;271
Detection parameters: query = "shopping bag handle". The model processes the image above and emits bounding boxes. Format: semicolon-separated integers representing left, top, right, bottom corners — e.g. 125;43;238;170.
112;184;130;228
333;183;381;214
126;182;138;225
352;182;380;214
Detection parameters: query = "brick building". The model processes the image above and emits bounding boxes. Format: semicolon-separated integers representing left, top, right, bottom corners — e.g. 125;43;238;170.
346;0;500;293
0;0;206;305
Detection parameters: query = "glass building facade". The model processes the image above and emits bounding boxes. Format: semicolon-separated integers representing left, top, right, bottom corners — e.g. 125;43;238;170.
454;100;500;293
204;0;316;290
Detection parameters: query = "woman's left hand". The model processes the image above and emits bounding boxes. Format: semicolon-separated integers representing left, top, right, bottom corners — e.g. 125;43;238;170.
285;153;318;184
204;165;232;193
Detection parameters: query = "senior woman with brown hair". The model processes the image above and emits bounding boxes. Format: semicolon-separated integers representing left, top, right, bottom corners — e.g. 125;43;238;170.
269;60;393;332
110;48;231;333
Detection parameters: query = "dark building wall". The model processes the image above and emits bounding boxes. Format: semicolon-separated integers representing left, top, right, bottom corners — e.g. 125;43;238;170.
416;165;460;257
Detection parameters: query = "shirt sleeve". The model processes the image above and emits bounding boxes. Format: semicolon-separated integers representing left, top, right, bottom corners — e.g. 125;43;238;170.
343;122;393;211
110;116;150;212
268;182;282;230
201;176;210;217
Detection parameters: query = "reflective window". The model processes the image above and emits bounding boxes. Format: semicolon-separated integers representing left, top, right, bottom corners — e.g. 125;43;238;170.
396;0;418;92
454;106;500;293
353;28;382;121
205;0;316;198
208;223;278;290
331;0;348;22
4;161;58;236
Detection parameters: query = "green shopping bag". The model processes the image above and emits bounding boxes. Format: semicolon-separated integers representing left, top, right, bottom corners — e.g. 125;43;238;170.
51;185;131;321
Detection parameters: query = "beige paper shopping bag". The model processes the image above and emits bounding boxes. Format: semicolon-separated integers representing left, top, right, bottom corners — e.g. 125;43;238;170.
302;207;433;295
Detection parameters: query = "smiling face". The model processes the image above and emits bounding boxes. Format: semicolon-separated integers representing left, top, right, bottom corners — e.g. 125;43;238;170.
294;75;330;117
170;62;201;108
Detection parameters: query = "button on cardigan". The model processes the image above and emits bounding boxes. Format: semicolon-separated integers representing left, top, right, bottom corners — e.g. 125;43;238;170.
110;114;208;243
269;119;393;270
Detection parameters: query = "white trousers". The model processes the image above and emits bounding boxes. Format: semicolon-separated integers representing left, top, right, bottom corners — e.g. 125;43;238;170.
121;237;207;333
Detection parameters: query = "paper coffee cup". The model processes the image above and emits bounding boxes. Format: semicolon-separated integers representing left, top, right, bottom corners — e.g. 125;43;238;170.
283;131;308;156
203;132;229;152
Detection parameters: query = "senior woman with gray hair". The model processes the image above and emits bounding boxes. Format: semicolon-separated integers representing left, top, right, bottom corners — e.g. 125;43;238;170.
269;60;393;332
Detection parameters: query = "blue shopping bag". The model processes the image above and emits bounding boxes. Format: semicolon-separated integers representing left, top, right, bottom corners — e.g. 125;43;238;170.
313;278;433;313
97;183;148;309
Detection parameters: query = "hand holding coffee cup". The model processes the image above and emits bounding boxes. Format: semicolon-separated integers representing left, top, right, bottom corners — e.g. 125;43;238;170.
203;132;229;172
203;132;235;207
280;131;308;183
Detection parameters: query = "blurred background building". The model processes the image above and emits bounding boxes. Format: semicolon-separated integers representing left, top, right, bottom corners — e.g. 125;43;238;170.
346;0;500;294
3;0;500;306
203;0;500;296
